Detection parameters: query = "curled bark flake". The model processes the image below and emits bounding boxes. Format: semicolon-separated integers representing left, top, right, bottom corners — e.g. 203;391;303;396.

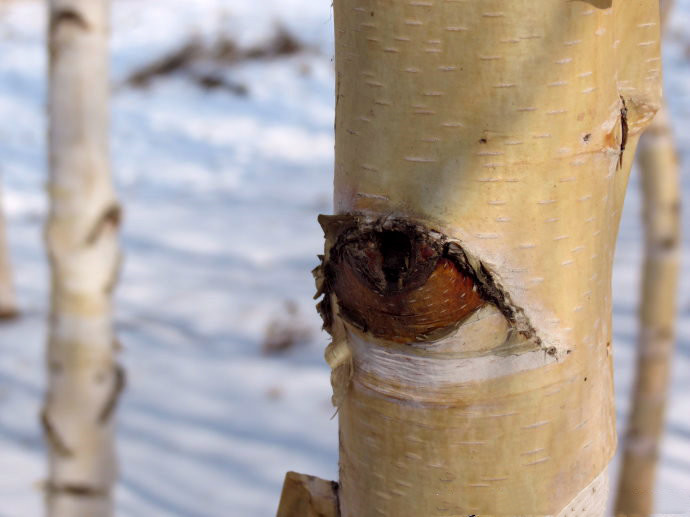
98;363;126;424
40;409;73;458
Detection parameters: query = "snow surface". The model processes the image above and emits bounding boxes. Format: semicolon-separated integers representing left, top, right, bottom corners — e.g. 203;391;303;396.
0;1;688;516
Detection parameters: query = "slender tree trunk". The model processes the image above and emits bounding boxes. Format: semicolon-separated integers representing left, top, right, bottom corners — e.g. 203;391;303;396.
280;1;662;515
43;1;123;516
614;102;680;516
614;3;680;514
0;185;19;319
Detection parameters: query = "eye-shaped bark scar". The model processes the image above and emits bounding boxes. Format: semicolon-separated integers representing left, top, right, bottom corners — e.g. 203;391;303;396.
315;215;538;345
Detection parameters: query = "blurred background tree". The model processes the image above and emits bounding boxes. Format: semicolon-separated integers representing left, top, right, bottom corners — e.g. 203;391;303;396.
615;2;682;513
42;1;122;516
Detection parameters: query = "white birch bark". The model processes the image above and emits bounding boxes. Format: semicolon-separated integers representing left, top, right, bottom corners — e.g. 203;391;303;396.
43;1;122;516
279;1;662;515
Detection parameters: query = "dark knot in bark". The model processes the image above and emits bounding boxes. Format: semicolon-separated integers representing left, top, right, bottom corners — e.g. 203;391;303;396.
316;215;485;343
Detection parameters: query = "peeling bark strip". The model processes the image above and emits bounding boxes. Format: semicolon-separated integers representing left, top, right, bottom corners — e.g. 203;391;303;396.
316;214;538;344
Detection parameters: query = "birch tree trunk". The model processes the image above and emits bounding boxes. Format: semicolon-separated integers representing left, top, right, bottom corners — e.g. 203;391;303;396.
281;1;662;515
43;1;122;516
614;102;680;516
0;186;19;319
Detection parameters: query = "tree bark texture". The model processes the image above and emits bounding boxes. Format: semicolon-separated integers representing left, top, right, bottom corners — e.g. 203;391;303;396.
43;1;122;515
303;1;662;516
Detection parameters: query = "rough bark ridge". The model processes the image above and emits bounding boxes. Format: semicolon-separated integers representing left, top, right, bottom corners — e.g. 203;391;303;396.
43;1;122;516
615;102;680;516
281;0;662;516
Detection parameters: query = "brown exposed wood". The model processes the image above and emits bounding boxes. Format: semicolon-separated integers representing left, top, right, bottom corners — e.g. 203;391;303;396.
316;215;540;344
334;255;484;343
276;472;339;517
321;216;486;343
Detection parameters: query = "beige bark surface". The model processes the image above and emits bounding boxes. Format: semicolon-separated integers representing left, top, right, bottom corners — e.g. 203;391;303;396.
43;1;122;516
281;1;663;516
0;185;19;319
614;102;680;517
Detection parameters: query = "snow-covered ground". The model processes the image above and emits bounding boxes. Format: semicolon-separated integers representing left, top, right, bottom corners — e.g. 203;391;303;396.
0;1;688;516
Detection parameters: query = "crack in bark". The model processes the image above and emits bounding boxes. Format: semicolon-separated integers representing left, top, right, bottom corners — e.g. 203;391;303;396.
618;96;629;169
98;363;126;424
40;409;73;458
